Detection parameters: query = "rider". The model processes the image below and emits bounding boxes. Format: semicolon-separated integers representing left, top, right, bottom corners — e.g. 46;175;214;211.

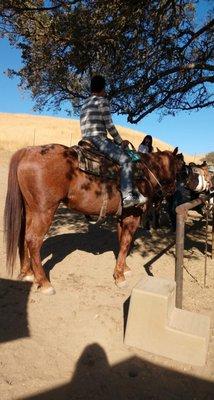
138;135;153;154
80;75;147;208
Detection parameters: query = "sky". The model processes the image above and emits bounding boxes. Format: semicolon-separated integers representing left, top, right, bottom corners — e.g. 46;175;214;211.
0;2;213;156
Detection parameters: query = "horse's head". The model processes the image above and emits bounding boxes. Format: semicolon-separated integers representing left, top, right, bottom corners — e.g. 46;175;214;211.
153;147;185;197
159;147;185;177
185;161;213;192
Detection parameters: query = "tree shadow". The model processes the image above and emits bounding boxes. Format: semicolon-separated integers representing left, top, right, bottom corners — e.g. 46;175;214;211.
42;205;145;273
42;226;119;273
141;217;212;276
22;343;214;400
47;205;91;237
0;278;32;343
42;205;210;276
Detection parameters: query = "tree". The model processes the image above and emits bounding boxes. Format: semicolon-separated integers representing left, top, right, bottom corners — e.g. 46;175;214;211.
0;0;213;122
202;151;214;164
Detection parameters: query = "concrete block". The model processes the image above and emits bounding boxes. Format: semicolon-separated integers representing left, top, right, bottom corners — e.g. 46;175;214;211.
124;277;210;366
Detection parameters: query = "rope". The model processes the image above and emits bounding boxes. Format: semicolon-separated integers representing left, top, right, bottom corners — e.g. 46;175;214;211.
140;160;162;190
87;183;108;225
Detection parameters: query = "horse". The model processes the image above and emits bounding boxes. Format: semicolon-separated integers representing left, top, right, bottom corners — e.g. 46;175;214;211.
167;161;213;230
4;143;185;294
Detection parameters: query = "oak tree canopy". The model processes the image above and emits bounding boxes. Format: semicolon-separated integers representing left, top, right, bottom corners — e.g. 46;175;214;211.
0;0;213;122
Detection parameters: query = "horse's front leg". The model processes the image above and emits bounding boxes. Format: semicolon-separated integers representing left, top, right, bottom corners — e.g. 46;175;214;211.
114;214;140;287
117;222;132;277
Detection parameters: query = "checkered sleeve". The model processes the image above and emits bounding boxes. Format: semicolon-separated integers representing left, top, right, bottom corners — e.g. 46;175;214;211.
99;99;122;145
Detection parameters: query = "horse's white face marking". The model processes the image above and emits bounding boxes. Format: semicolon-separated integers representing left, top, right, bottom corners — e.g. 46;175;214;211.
191;166;211;192
194;174;208;192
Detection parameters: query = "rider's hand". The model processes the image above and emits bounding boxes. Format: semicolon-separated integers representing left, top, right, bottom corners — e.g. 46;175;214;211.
121;140;130;149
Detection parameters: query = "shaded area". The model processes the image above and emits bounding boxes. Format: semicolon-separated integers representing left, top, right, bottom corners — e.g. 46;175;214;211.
42;224;119;273
0;278;32;343
22;343;214;400
142;217;211;275
47;205;91;237
42;205;211;276
42;204;142;272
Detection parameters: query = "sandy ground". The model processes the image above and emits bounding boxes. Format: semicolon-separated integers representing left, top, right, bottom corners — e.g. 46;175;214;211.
0;149;213;400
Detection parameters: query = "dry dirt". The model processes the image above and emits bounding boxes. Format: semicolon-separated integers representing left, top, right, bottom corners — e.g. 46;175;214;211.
0;148;213;400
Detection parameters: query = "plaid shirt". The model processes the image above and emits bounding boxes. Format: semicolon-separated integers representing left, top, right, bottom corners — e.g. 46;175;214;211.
80;95;122;145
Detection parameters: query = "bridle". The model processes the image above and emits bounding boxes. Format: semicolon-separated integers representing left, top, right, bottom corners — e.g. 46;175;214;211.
140;158;177;200
140;159;163;190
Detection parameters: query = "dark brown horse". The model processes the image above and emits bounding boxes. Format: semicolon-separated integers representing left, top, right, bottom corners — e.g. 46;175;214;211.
4;143;184;294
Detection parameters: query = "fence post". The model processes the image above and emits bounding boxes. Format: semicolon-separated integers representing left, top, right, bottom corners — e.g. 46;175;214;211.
175;212;184;308
175;197;204;309
212;203;214;259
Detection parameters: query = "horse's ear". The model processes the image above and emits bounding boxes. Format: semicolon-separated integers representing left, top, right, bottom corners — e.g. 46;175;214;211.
156;147;161;153
201;161;207;167
177;152;184;160
173;147;178;155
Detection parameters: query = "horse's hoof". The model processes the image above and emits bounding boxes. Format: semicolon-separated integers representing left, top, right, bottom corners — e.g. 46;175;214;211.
124;269;132;278
115;279;128;289
39;286;56;295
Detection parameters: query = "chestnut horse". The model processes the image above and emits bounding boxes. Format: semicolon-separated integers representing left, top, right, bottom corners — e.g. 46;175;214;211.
4;144;183;294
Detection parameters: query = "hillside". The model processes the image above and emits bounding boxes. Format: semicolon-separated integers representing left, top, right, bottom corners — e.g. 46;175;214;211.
0;112;200;163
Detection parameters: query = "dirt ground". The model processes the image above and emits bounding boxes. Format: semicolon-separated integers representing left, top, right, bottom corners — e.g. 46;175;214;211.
0;149;213;400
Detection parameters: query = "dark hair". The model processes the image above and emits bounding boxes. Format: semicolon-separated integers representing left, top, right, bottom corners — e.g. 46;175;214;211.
140;135;153;153
91;75;106;93
142;135;152;145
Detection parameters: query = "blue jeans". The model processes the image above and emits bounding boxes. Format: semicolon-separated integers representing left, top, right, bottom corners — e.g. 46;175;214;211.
89;136;133;198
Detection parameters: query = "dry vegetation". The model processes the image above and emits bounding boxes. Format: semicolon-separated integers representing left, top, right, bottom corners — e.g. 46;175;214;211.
0;112;200;163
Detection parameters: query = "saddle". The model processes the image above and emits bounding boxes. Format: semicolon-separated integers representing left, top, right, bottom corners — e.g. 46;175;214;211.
74;139;142;181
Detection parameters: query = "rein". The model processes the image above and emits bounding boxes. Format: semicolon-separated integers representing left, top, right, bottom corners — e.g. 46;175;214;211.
140;159;163;190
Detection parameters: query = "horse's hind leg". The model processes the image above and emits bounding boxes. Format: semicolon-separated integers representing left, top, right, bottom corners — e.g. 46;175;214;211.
25;208;57;295
18;240;34;282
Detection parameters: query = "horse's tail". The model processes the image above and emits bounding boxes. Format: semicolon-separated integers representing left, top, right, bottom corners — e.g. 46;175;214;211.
4;148;26;276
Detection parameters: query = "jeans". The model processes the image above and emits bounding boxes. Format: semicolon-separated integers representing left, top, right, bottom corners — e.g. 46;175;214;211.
89;136;133;198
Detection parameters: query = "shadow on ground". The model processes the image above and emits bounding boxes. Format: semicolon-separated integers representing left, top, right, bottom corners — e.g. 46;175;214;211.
0;278;32;343
42;205;208;274
22;343;214;400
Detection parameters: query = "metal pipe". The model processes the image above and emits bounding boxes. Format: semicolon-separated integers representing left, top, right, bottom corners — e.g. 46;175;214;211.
212;203;214;259
204;203;209;287
175;213;185;308
175;197;203;309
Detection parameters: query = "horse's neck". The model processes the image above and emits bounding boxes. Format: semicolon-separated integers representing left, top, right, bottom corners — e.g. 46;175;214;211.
142;153;172;183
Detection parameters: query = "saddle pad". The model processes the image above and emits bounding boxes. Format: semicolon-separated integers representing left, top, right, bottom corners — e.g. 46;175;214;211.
74;146;119;179
73;145;143;181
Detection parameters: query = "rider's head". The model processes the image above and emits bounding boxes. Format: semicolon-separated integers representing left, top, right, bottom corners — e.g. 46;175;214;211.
143;135;153;146
91;75;106;96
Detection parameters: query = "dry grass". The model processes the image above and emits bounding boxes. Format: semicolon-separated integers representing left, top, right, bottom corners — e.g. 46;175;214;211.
0;112;200;163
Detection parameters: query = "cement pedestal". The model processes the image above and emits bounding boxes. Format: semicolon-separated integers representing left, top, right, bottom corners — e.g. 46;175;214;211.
125;277;210;366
